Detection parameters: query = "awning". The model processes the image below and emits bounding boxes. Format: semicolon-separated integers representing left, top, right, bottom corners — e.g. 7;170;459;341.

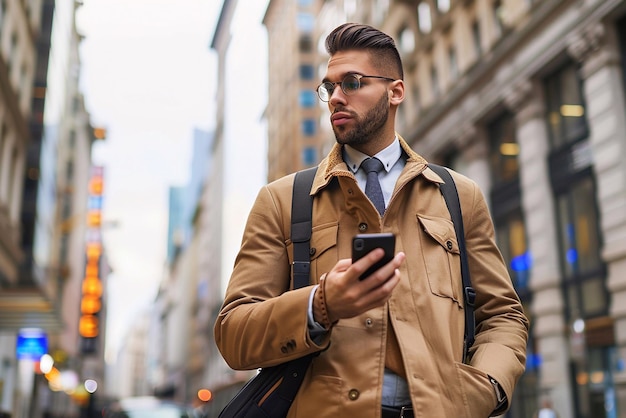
0;287;65;331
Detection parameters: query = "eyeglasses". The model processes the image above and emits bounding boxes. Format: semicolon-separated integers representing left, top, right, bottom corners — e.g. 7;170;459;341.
316;74;396;102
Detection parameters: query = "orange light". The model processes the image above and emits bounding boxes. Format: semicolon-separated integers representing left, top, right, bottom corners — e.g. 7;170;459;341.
45;366;60;382
79;315;99;338
82;278;102;297
86;242;101;258
89;177;103;195
81;296;101;315
87;211;102;228
85;262;99;278
198;389;212;402
93;127;107;140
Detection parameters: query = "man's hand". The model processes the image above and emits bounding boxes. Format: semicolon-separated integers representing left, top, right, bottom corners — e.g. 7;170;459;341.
314;249;405;324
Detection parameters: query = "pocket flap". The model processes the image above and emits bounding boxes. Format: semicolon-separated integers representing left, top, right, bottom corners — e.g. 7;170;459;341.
310;223;338;260
418;215;460;254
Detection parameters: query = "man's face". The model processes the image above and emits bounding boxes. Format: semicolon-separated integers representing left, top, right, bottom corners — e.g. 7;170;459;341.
323;50;393;148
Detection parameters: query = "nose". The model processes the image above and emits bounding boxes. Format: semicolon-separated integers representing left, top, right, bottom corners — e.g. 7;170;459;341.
328;84;347;106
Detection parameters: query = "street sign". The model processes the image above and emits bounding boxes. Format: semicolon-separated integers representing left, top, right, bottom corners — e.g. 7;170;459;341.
16;329;48;360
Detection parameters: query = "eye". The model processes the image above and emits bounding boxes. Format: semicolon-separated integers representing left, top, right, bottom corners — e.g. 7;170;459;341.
342;75;360;92
322;82;334;93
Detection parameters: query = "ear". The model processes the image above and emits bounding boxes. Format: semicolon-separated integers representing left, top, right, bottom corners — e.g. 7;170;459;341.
389;80;405;106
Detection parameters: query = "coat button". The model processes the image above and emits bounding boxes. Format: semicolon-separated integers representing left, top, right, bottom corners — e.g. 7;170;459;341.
310;248;316;256
359;223;368;232
348;389;360;400
446;240;453;250
365;318;373;328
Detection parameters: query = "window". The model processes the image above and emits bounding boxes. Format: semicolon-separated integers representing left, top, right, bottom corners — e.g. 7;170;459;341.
619;16;626;98
472;20;482;57
0;0;5;30
297;13;314;33
299;90;316;108
545;63;606;322
372;0;390;25
571;346;616;418
545;64;588;149
448;47;458;81
488;111;526;291
431;65;440;98
302;147;317;166
493;0;504;36
496;210;530;295
398;27;415;54
556;177;606;319
299;35;313;53
301;119;316;136
488;112;518;188
437;0;450;13
544;62;610;418
8;32;17;76
418;2;432;34
412;84;421;114
344;0;356;16
488;109;536;417
299;64;315;80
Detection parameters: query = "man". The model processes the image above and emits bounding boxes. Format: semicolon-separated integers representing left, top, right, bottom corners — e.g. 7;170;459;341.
214;23;528;417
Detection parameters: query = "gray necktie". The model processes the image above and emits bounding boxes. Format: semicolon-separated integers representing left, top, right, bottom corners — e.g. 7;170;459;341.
361;157;385;215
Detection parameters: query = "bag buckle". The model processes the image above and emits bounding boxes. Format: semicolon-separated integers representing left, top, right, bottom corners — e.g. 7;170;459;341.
400;406;413;418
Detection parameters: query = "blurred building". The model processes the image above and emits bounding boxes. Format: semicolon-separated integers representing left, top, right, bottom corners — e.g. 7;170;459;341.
1;0;57;416
263;0;334;181
0;0;108;416
257;0;626;417
114;310;151;399
139;126;225;411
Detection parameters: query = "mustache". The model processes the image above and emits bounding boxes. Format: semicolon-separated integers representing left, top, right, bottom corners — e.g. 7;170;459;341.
332;107;356;117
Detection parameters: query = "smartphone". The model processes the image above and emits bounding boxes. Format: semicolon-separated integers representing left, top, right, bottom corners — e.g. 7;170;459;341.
352;233;396;280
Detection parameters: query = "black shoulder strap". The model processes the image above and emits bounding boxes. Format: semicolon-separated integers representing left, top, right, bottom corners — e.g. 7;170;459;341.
290;167;318;289
428;163;476;362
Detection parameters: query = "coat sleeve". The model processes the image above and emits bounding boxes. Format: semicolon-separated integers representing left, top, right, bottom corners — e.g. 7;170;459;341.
213;179;329;370
457;175;529;411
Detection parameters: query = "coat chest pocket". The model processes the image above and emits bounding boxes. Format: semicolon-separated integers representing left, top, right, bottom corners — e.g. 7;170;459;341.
417;215;461;304
309;222;339;283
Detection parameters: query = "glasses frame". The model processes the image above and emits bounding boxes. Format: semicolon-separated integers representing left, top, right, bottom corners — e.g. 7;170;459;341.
316;73;396;102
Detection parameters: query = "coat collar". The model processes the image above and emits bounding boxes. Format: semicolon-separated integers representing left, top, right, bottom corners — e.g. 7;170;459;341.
310;134;444;195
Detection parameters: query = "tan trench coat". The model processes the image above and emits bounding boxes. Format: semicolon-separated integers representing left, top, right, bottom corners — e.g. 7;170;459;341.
214;137;529;418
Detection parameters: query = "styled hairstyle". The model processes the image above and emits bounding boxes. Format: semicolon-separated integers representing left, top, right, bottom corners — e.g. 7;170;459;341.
325;23;404;80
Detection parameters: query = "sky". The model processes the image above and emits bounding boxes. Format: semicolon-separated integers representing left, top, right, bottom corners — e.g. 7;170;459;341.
76;0;268;360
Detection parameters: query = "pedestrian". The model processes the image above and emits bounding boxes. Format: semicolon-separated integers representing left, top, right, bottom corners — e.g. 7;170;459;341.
533;398;559;418
214;22;529;418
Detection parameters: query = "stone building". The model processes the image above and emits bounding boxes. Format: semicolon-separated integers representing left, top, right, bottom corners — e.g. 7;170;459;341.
261;0;626;417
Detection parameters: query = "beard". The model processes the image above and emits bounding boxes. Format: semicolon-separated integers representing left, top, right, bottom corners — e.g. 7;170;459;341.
332;92;389;147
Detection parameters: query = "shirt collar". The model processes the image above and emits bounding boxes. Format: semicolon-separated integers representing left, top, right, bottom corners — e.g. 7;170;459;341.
343;137;402;174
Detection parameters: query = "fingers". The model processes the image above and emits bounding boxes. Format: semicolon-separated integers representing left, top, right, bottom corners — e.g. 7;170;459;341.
322;251;406;321
352;250;405;287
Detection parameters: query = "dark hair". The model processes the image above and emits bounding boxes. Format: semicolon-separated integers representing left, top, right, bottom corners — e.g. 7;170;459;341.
325;23;404;80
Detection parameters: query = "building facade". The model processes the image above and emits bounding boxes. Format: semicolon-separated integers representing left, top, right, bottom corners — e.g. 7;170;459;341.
261;0;626;417
263;0;335;182
0;0;107;416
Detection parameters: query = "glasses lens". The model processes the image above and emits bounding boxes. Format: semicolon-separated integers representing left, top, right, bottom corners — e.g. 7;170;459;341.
342;75;360;94
318;83;333;101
